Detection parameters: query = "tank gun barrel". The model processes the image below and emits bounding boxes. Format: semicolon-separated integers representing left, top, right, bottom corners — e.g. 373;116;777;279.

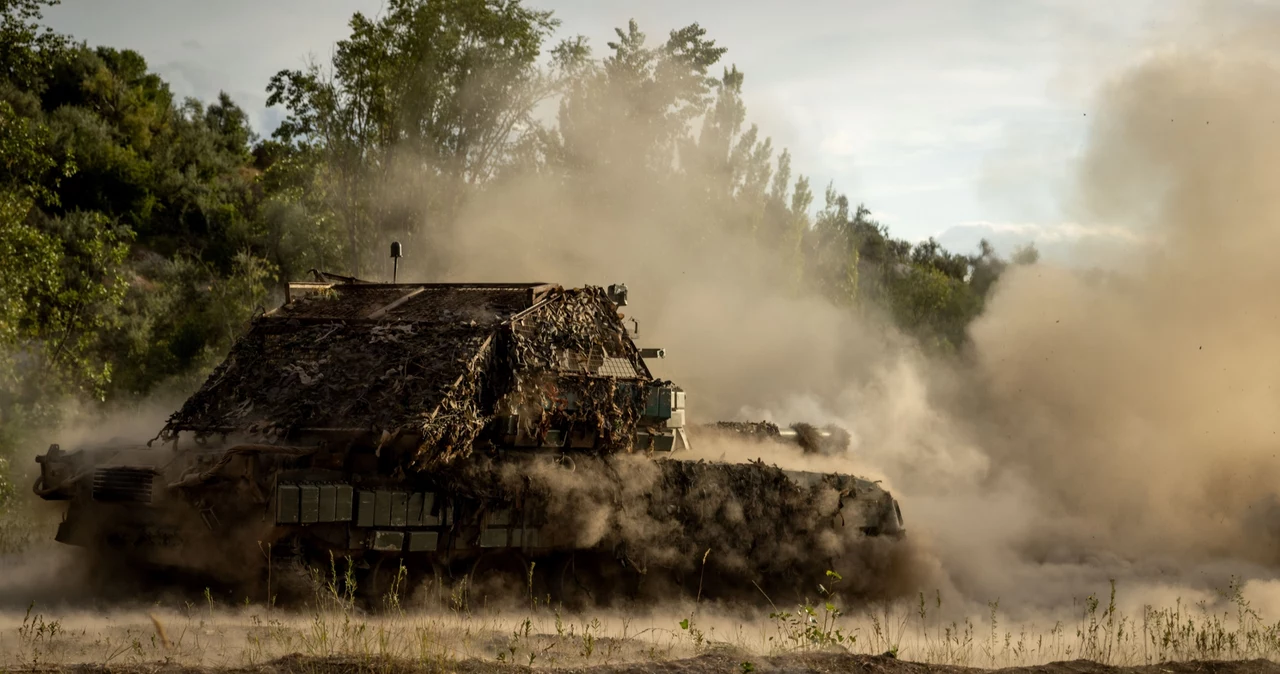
693;420;851;456
776;427;833;441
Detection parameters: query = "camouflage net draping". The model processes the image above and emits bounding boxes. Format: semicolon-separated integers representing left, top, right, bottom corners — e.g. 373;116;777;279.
501;287;652;455
167;283;658;473
411;286;654;467
412;335;496;468
163;319;493;441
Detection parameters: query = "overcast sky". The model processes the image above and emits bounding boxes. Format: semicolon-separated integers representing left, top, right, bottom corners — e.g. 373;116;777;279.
43;0;1181;262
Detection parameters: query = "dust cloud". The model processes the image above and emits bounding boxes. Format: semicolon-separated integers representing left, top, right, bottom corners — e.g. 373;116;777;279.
401;0;1280;624
947;2;1280;610
476;451;922;610
0;393;199;611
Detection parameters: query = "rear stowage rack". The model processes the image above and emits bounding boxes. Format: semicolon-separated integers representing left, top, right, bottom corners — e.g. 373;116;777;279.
91;467;155;504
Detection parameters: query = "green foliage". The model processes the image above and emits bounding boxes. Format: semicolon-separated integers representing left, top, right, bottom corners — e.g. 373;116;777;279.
31;210;132;398
801;187;1038;350
768;570;858;652
0;1;282;471
0;91;131;406
0;97;70;205
555;19;725;175
0;97;65;367
103;251;275;397
0;0;66;92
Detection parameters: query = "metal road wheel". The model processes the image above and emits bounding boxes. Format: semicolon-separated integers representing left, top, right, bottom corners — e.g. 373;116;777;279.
356;553;421;611
411;559;451;609
550;550;644;611
463;550;536;611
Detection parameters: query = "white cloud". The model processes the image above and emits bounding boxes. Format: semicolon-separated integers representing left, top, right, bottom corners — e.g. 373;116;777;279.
874;179;970;197
933;219;1149;267
944;220;1144;244
818;129;863;157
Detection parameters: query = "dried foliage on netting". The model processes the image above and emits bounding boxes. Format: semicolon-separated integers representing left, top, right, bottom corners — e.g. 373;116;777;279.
163;283;656;470
396;286;653;468
499;287;653;455
507;287;642;371
646;459;846;573
647;455;911;601
411;336;496;469
162;319;495;441
517;373;649;452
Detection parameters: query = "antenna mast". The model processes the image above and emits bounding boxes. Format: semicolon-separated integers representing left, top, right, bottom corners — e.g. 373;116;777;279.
390;241;403;283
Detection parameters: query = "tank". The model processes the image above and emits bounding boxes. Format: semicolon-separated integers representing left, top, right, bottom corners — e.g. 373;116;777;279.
32;272;906;609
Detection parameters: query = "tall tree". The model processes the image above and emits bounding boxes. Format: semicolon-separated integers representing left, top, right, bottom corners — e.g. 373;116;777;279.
554;20;726;181
266;0;570;276
0;0;66;92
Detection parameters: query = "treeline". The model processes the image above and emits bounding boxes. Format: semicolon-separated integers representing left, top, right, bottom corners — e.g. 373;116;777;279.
0;0;1035;489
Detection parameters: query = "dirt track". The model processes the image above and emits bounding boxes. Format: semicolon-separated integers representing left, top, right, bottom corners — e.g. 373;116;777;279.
41;654;1280;674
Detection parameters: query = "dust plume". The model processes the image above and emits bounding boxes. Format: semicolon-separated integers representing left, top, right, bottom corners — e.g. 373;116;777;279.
398;48;949;605
952;1;1280;589
475;452;922;609
420;147;907;426
395;0;1280;622
848;0;1280;618
0;393;210;611
386;37;970;609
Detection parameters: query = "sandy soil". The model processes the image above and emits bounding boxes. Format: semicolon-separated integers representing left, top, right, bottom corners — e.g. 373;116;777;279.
33;653;1280;674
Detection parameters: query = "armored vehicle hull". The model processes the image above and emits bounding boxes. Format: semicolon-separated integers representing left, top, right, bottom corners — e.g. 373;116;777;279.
33;273;905;609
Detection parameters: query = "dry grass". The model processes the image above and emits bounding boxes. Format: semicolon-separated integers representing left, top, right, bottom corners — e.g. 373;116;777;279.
0;503;42;556
881;579;1280;667
2;554;1280;671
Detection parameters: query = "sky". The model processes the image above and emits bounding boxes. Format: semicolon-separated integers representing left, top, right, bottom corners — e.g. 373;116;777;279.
42;0;1182;264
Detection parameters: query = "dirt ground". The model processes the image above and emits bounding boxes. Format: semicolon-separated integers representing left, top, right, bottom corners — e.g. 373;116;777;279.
37;653;1280;674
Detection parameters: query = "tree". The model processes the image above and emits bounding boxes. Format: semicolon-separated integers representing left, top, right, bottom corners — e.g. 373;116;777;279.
1011;242;1040;265
266;0;569;276
0;0;1046;430
553;19;727;183
0;0;67;92
0;99;130;404
967;238;1006;299
0;1;281;407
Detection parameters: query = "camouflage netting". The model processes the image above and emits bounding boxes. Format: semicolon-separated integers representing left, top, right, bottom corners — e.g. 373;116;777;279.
505;287;641;372
162;285;537;440
641;458;911;601
414;286;655;466
537;375;650;452
501;287;653;454
166;281;657;468
412;334;496;468
163;321;498;438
